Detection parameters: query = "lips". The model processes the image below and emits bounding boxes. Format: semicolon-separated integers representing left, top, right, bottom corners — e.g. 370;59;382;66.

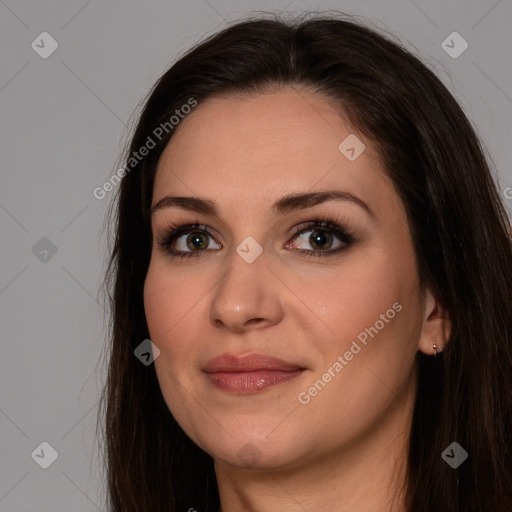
203;353;304;372
203;353;306;393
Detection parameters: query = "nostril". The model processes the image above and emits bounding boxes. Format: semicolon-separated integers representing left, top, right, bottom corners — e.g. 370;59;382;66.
246;318;265;327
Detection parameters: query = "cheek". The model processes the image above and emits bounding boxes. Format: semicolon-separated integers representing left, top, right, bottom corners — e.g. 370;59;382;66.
143;262;203;427
143;262;191;386
143;263;170;340
294;244;419;353
143;260;212;377
296;242;422;414
144;265;168;348
143;261;198;343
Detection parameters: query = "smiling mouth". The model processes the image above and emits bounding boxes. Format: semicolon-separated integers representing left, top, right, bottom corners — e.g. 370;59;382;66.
204;369;305;393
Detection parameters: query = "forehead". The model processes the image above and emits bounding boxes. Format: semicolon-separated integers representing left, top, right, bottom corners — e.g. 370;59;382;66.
153;88;388;209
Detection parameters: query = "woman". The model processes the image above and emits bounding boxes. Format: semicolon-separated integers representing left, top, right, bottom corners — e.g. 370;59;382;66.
96;12;512;511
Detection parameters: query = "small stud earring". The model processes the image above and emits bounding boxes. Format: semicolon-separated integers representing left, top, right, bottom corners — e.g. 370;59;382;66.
433;340;438;358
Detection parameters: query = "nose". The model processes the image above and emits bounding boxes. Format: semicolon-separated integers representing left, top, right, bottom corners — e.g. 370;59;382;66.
209;249;284;333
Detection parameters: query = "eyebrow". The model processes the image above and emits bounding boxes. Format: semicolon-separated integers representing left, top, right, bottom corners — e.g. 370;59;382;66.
150;190;376;221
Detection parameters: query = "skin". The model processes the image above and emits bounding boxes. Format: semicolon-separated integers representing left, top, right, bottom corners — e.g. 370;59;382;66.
143;87;452;512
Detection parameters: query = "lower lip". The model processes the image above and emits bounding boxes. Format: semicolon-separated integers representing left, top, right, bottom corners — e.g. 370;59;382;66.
204;370;305;393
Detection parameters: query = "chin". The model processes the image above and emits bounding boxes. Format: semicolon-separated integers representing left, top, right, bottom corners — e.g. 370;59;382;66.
194;424;310;470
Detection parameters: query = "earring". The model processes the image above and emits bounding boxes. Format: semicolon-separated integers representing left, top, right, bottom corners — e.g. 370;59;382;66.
433;340;438;358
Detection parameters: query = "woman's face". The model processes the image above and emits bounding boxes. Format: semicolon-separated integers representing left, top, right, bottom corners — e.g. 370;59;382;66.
144;87;431;470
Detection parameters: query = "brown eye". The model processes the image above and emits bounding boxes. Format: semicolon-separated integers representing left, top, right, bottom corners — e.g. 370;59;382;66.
286;219;355;258
157;218;356;260
157;223;222;259
184;231;210;251
307;230;335;250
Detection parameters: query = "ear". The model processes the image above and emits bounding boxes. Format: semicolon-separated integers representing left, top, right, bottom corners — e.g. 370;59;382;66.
417;288;451;356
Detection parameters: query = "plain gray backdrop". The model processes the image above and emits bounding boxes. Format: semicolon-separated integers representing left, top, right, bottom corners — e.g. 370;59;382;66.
1;0;511;510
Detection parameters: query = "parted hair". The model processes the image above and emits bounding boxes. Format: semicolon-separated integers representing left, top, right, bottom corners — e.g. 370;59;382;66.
96;12;512;511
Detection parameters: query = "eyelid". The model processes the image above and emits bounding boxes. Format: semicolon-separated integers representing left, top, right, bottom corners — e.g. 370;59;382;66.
288;219;354;246
155;214;357;258
156;222;220;251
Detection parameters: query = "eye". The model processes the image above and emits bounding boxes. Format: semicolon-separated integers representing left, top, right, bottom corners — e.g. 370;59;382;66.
156;223;221;259
285;218;355;258
156;216;356;259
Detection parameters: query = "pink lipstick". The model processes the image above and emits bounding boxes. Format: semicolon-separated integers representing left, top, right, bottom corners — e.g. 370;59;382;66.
203;353;305;393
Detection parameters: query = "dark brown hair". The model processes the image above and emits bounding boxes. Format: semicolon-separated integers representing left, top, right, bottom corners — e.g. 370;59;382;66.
96;11;512;511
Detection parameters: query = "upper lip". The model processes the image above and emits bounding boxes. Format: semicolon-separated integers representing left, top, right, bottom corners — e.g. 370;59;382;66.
203;353;305;373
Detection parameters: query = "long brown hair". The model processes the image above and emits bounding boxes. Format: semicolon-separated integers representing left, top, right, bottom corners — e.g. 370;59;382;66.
96;12;512;511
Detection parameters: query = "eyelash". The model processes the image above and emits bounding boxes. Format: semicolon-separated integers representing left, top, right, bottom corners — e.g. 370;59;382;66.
155;215;357;260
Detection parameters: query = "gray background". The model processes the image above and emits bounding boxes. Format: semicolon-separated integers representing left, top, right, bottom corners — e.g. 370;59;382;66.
0;0;511;510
